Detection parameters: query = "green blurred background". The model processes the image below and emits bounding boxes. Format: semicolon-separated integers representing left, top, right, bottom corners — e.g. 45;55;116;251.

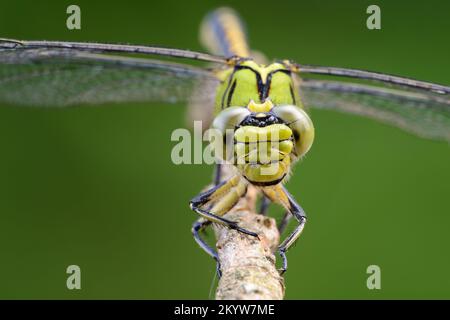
0;0;449;299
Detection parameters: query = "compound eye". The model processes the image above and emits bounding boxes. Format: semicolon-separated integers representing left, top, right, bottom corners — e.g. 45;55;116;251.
211;107;251;161
271;105;314;157
212;106;251;133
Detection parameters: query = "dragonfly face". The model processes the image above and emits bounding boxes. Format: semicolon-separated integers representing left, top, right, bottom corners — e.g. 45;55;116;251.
212;59;315;185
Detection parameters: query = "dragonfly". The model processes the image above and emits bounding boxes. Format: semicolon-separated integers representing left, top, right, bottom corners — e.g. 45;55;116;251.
0;7;449;275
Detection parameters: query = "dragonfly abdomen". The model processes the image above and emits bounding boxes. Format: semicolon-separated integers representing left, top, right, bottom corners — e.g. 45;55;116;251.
200;7;250;58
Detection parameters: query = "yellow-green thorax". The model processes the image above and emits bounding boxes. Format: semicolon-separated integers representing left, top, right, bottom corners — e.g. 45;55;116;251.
214;60;301;114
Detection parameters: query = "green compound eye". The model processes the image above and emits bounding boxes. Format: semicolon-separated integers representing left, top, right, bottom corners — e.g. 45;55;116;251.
211;107;251;161
272;105;315;158
212;106;251;133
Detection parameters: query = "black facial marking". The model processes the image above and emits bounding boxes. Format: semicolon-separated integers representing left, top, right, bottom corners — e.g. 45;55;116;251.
289;84;296;105
233;65;292;103
221;68;238;109
226;79;237;107
259;72;272;101
238;112;284;127
244;174;287;186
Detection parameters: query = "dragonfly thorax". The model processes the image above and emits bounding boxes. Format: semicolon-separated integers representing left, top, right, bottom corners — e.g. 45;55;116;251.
214;60;301;113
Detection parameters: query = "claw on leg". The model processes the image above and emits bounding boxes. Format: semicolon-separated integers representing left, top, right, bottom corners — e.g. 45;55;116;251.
190;175;260;273
192;218;223;277
215;258;222;278
278;248;287;275
263;184;307;274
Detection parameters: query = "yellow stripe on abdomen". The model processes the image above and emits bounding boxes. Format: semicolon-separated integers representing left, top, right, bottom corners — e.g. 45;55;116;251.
200;7;250;57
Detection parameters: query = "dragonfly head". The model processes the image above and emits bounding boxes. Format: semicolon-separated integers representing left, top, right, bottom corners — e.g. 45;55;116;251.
211;99;314;186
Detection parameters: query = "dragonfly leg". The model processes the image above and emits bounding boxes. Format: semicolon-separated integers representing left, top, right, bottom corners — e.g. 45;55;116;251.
190;175;259;237
190;175;259;274
259;195;270;216
277;211;293;234
191;218;222;277
214;163;222;186
263;185;307;275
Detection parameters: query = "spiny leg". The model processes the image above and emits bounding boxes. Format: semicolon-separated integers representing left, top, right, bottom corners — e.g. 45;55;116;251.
277;211;293;235
261;195;292;233
190;175;259;271
263;185;307;275
190;163;225;277
192;218;222;277
278;187;307;274
214;163;222;186
190;175;258;237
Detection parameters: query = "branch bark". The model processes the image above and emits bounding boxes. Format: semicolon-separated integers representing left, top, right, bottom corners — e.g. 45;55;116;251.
213;183;285;300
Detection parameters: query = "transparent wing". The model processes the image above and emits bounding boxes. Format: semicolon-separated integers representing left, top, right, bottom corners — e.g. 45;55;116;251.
0;45;221;107
0;38;227;63
300;79;450;142
296;64;450;95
